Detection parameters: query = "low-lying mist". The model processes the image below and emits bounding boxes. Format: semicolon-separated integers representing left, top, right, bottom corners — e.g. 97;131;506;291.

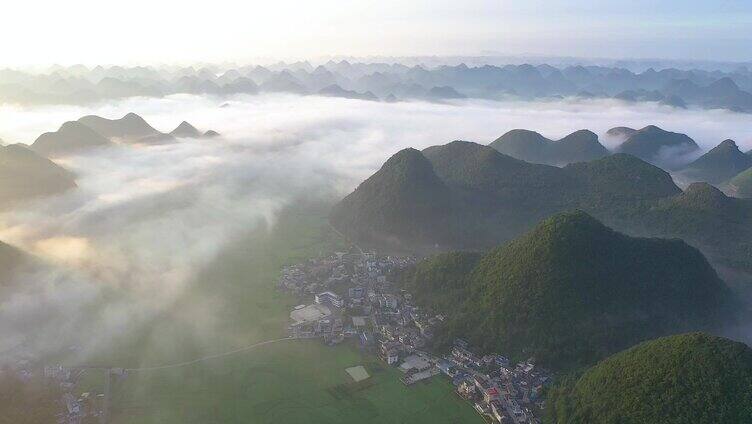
1;94;751;365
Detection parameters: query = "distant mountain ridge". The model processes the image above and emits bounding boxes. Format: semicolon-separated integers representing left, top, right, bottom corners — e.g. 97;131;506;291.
615;125;700;169
29;113;220;156
78;112;173;144
489;129;609;166
4;62;752;113
318;84;378;101
31;121;112;156
678;139;752;184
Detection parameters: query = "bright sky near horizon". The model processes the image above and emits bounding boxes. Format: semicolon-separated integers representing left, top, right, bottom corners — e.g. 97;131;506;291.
2;0;751;67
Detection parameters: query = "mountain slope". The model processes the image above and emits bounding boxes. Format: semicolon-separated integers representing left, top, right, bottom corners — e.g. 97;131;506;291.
679;139;752;184
489;129;609;166
0;144;76;205
633;183;752;272
333;140;752;274
435;212;734;369
31;121;112;156
565;153;680;204
553;130;610;165
616;125;699;169
547;333;752;423
399;252;481;312
333;141;680;251
330;148;453;249
727;167;752;199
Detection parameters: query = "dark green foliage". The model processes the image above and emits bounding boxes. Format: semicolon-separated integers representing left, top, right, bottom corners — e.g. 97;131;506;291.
330;148;454;250
332;140;752;274
679;139;752;184
333;141;680;252
489;129;609;166
547;333;752;424
399;251;481;312
565;153;680;205
421;212;734;370
631;183;752;272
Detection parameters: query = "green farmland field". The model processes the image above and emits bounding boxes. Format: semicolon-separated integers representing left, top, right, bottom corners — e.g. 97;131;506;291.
79;201;481;424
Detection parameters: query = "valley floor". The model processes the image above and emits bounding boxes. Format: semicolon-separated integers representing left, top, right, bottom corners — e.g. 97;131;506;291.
77;200;481;424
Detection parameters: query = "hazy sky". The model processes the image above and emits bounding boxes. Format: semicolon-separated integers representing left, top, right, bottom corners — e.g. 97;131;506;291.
1;0;751;67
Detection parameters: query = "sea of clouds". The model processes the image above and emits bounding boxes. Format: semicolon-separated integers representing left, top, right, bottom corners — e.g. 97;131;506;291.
0;94;751;364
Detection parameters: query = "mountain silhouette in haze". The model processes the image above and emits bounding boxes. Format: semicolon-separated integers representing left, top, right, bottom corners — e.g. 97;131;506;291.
0;144;76;205
31;121;113;156
616;125;699;169
78;113;174;144
678;139;752;184
490;129;609;166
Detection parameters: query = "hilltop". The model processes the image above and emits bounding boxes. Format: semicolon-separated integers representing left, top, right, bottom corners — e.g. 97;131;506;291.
170;121;202;138
31;121;112;156
489;129;609;166
423;212;733;370
330;148;454;249
616;125;699;169
606;126;637;139
332;141;752;275
333;141;679;251
0;144;76;206
547;333;752;423
678;139;752;184
78;112;174;144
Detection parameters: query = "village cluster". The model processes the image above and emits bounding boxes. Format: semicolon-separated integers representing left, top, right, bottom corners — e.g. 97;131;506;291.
3;361;109;424
278;247;553;424
43;365;111;424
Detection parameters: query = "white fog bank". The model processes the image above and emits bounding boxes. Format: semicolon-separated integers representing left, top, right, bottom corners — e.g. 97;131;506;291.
0;94;751;364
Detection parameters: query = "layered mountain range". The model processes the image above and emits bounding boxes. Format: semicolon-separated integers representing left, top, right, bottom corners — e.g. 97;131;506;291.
331;137;752;275
3;61;752;112
30;113;218;157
